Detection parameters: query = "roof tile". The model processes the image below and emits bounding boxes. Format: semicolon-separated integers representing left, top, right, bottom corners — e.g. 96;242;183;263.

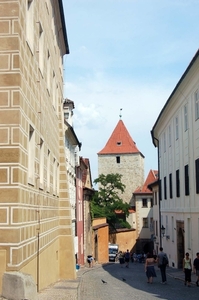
98;120;143;155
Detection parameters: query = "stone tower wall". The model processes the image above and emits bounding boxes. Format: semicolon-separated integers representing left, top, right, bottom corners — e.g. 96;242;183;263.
98;154;145;205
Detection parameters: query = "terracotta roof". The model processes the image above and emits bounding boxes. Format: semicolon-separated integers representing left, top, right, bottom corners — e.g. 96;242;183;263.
133;170;158;194
92;223;109;230
115;209;135;214
98;120;144;156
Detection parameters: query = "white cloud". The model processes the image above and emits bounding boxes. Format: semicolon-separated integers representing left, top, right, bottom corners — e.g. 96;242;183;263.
63;0;199;184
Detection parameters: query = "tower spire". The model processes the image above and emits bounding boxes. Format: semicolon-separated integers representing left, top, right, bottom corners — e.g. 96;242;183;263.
119;108;123;119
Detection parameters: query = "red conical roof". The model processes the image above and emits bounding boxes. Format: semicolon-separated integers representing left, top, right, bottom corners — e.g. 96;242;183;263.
98;120;144;156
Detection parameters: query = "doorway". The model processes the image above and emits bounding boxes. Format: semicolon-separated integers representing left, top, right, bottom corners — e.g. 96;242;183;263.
176;221;184;269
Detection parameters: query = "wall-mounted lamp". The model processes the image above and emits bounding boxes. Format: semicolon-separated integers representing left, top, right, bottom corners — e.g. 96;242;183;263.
153;235;157;242
161;225;165;237
166;235;170;240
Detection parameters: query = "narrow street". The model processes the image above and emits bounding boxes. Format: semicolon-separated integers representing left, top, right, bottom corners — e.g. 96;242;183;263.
78;262;199;300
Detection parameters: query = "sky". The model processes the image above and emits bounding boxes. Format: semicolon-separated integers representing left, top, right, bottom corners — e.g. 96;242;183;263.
63;0;199;185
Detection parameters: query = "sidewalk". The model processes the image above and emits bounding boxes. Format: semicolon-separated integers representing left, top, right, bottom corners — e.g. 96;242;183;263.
37;264;101;300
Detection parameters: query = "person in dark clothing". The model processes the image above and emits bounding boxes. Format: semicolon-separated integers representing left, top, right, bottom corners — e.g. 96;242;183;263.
125;249;130;268
157;247;168;284
193;252;199;286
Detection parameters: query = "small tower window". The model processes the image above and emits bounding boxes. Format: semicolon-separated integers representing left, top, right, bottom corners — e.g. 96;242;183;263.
116;156;120;164
117;141;122;146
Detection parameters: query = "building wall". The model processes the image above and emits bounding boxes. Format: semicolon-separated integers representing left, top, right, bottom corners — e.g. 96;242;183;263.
96;226;109;263
135;195;153;238
109;230;137;253
98;154;144;205
76;164;85;265
153;52;199;268
0;0;76;291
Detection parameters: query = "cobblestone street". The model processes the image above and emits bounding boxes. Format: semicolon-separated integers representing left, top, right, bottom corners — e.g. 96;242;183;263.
78;262;199;300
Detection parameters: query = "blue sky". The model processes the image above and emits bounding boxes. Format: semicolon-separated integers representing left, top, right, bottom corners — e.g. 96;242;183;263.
63;0;199;184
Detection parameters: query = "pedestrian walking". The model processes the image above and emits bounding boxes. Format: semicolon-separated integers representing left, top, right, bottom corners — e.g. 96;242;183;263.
87;255;93;268
125;249;130;268
183;252;192;287
145;253;157;284
157;247;168;284
118;251;125;267
193;252;199;286
133;252;137;264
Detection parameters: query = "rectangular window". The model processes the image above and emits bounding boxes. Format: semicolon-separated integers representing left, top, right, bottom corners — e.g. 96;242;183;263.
56;163;59;196
47;149;50;192
47;50;51;93
195;158;199;194
28;125;35;184
142;198;147;207
164;176;167;200
159;179;162;201
39;138;44;188
39;22;44;74
116;156;120;164
176;169;180;197
53;158;56;195
195;90;199;120
168;125;171;147
169;173;173;199
175;116;179;140
163;132;166;152
184;104;188;131
26;0;34;50
184;164;189;196
143;218;148;228
52;71;56;108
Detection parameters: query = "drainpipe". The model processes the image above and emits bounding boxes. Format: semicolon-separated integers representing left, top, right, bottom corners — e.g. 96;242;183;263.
152;135;162;248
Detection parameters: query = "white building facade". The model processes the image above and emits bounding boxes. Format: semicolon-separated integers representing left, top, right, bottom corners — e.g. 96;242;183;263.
151;49;199;268
63;99;81;261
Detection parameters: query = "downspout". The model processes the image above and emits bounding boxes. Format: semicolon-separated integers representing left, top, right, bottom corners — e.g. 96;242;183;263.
152;135;162;248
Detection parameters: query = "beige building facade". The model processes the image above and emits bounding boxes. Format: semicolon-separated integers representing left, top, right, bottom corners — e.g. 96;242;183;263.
0;0;76;292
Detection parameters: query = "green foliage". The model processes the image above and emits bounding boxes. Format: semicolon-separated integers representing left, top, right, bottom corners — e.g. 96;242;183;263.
91;173;131;229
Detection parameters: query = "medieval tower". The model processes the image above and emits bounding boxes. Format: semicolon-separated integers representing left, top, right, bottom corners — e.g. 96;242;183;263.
98;119;145;207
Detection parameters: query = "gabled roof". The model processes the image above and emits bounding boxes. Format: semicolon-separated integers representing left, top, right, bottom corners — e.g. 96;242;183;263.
133;170;158;194
98;120;144;156
82;158;93;189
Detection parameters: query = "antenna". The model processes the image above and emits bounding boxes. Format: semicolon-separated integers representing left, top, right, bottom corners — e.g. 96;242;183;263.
119;108;123;119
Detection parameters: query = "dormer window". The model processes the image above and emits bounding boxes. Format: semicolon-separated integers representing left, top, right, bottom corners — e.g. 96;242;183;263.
117;141;122;146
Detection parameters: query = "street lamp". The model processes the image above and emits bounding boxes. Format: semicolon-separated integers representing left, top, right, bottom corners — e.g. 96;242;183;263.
161;225;165;237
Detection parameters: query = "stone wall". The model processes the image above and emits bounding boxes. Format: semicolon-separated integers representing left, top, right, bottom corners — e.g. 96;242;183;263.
98;154;145;205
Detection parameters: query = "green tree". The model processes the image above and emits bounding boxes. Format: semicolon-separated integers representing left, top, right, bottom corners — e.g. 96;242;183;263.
91;173;131;230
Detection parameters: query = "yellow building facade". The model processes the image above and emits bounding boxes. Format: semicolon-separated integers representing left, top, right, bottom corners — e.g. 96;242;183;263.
0;0;76;292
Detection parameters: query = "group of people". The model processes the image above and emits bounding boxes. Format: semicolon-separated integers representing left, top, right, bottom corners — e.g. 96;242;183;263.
118;249;131;268
182;251;199;287
145;247;168;284
145;248;199;286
